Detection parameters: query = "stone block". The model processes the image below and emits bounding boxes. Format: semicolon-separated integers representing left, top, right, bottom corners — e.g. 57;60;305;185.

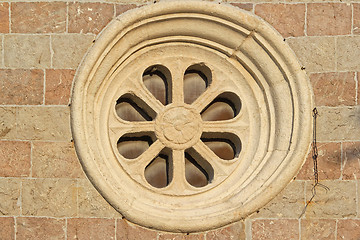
251;219;299;240
342;142;360;180
0;69;43;105
0;141;31;177
337;36;360;71
51;34;95;69
4;35;50;68
116;219;157;240
16;217;65;240
69;3;114;34
0;178;21;215
0;3;9;33
0;217;14;240
300;219;336;240
22;178;77;217
45;69;75;105
316;106;360;142
255;3;305;37
115;4;138;16
0;107;16;140
354;4;360;34
17;106;71;141
205;221;245;240
310;72;356;107
32;141;84;178
297;142;341;180
67;218;115;240
250;181;305;218
78;179;121;218
287;37;335;73
304;180;356;218
307;3;351;36
158;232;205;240
11;2;66;33
337;219;360;240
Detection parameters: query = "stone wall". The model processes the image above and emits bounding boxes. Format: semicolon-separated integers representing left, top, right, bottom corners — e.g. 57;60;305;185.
0;0;359;239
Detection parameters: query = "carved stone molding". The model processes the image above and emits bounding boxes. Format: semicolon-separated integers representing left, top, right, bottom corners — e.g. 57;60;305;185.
71;1;312;232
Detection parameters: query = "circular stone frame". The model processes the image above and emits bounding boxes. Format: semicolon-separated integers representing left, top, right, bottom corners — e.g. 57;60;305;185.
71;1;312;233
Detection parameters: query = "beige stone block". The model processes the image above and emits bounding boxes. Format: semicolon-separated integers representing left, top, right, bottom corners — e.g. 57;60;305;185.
78;179;121;218
304;180;356;218
300;219;336;240
358;180;360;218
17;106;71;141
0;35;3;67
4;35;50;68
250;181;305;218
16;217;65;240
337;36;360;71
32;141;84;178
52;34;95;69
22;178;77;217
0;178;21;215
316;106;360;142
0;107;16;140
287;37;335;72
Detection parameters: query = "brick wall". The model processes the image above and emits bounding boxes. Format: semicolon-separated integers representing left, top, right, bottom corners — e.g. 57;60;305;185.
0;1;359;239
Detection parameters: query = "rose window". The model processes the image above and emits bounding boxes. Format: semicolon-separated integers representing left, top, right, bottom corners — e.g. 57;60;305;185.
71;1;313;233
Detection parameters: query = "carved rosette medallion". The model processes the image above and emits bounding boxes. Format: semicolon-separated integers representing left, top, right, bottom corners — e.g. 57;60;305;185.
71;1;313;232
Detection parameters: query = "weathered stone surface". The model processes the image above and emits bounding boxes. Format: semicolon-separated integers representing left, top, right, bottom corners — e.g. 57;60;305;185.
300;219;336;240
0;3;9;33
158;232;205;240
252;219;299;240
307;3;351;36
0;69;43;105
353;4;360;35
337;36;360;71
251;181;305;218
230;3;253;11
0;217;14;240
297;142;341;180
0;178;21;215
305;180;356;218
255;3;305;37
4;35;50;68
17;106;71;141
205;221;245;240
78;179;121;218
11;2;66;33
310;72;356;106
67;218;115;240
22;179;77;217
0;141;31;177
52;34;95;69
45;69;75;105
69;3;114;34
287;37;335;72
116;219;157;240
16;217;65;240
32;141;84;178
337;219;360;240
316;106;360;142
0;107;16;140
116;4;138;16
342;142;360;180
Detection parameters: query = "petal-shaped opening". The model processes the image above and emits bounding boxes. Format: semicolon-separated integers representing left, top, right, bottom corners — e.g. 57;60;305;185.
143;65;172;105
201;92;241;121
185;149;214;188
116;93;156;121
201;132;241;160
184;64;212;104
145;150;170;188
117;132;155;159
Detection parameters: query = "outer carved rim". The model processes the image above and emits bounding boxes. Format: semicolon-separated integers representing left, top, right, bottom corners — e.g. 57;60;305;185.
71;1;312;233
